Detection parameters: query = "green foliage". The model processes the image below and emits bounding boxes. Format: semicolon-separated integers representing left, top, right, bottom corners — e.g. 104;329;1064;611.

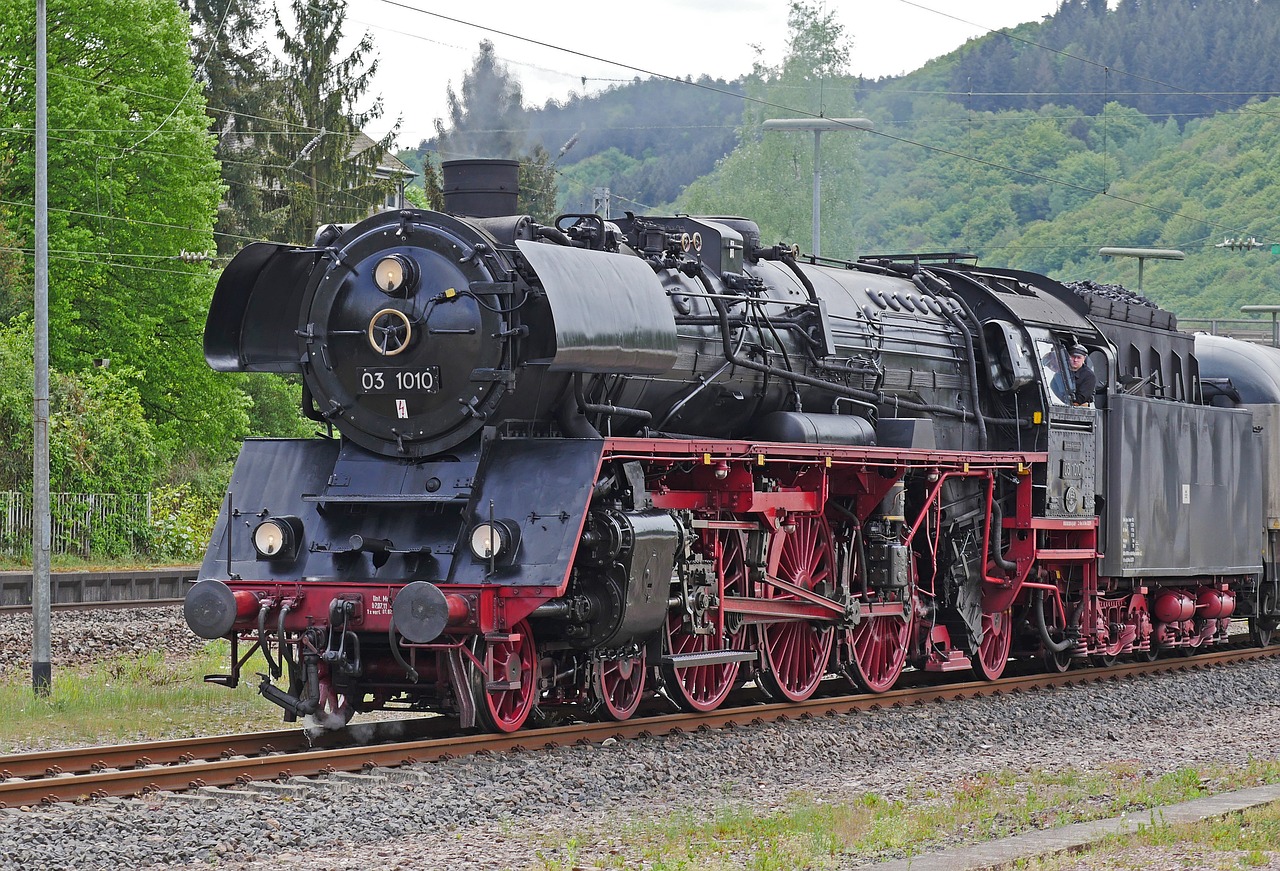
518;145;558;222
150;482;219;562
952;0;1280;118
237;374;313;439
676;1;864;257
0;318;158;493
0;0;244;463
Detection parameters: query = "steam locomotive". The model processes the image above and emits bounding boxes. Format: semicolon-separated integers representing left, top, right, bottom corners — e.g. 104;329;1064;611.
184;159;1280;732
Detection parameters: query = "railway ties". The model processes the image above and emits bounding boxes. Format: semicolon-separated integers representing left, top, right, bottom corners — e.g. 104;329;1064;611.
2;643;1276;808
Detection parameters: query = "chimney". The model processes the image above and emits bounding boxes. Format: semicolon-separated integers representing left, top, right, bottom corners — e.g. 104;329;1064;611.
441;159;520;218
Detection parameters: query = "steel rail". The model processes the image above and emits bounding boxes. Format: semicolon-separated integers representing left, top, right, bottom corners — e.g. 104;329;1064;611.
0;598;185;614
2;645;1275;808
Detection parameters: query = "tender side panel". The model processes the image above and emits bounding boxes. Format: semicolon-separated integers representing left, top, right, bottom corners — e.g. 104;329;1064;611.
1101;395;1262;577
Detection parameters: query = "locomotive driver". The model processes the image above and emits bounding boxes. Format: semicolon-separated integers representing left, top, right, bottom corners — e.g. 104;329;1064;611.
1067;344;1096;405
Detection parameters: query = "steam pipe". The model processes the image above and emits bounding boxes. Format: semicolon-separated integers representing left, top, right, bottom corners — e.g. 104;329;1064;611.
697;265;1022;425
1034;588;1077;654
912;273;987;450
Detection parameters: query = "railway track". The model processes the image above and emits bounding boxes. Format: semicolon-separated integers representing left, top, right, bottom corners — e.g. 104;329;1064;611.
4;644;1277;809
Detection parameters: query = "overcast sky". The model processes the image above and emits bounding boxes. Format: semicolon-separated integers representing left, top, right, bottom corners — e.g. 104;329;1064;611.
342;0;1066;146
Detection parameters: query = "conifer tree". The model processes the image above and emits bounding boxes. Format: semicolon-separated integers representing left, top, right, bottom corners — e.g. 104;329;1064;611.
268;0;396;244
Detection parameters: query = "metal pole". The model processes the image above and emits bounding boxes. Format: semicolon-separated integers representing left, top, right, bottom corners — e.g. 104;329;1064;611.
33;0;51;695
811;130;822;257
761;118;874;259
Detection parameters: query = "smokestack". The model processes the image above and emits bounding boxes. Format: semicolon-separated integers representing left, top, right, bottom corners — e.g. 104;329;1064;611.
441;159;520;218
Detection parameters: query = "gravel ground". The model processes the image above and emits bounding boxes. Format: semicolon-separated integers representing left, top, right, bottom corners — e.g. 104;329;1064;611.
3;650;1279;870
0;606;207;678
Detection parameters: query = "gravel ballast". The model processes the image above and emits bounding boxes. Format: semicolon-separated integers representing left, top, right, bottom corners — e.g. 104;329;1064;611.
2;647;1279;870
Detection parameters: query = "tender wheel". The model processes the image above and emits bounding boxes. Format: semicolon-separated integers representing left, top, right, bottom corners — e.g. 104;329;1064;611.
1251;586;1277;647
846;601;911;693
592;650;646;722
663;524;747;712
973;608;1013;680
757;514;837;702
470;620;537;732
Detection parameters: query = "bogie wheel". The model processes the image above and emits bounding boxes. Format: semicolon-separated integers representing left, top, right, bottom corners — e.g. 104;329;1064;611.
663;525;748;712
846;602;911;693
757;514;838;702
1038;598;1076;674
470;620;537;733
592;650;646;721
1251;586;1277;647
973;608;1013;681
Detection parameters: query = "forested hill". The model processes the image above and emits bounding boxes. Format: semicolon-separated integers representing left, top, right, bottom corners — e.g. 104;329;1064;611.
522;77;745;213
402;75;745;214
415;0;1280;318
941;0;1280;118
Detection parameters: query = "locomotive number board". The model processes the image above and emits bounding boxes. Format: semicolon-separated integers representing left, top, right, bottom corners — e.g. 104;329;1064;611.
357;367;441;394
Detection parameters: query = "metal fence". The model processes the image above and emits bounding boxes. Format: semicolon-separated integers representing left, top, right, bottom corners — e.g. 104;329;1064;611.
1180;318;1280;347
0;492;152;556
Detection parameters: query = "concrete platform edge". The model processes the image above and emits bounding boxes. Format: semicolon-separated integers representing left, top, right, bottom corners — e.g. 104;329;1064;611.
869;783;1280;870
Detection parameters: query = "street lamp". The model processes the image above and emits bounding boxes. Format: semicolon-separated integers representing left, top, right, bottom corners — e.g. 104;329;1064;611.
762;117;873;257
1098;246;1184;292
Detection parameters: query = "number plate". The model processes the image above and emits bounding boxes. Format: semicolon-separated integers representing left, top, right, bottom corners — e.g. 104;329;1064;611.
357;367;440;394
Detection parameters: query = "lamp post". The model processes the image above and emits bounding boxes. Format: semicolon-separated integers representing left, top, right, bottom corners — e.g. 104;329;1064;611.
1097;246;1184;292
762;117;873;258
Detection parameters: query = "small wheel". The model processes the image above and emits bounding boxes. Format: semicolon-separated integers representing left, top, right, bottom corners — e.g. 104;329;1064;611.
663;525;747;712
757;514;837;702
593;650;646;721
1251;587;1277;647
1092;652;1119;668
1139;644;1160;662
1044;646;1074;673
470;620;537;733
846;606;911;693
973;609;1013;681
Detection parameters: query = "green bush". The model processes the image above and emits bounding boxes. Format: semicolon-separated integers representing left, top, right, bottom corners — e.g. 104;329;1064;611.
149;483;220;563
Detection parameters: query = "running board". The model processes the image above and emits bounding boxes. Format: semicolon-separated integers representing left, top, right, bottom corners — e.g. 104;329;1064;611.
662;649;758;668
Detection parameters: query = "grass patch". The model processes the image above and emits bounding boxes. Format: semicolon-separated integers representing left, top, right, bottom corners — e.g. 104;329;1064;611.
1030;800;1280;869
0;642;285;751
533;761;1280;870
0;555;193;571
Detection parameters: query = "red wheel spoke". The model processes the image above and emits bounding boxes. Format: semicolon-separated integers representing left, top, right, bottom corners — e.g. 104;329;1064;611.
974;609;1012;681
471;621;536;732
758;514;835;703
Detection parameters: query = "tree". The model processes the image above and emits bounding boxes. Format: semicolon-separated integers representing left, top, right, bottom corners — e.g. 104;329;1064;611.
434;40;526;160
181;0;286;251
0;0;245;462
677;2;863;257
518;145;558;221
267;0;396;243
